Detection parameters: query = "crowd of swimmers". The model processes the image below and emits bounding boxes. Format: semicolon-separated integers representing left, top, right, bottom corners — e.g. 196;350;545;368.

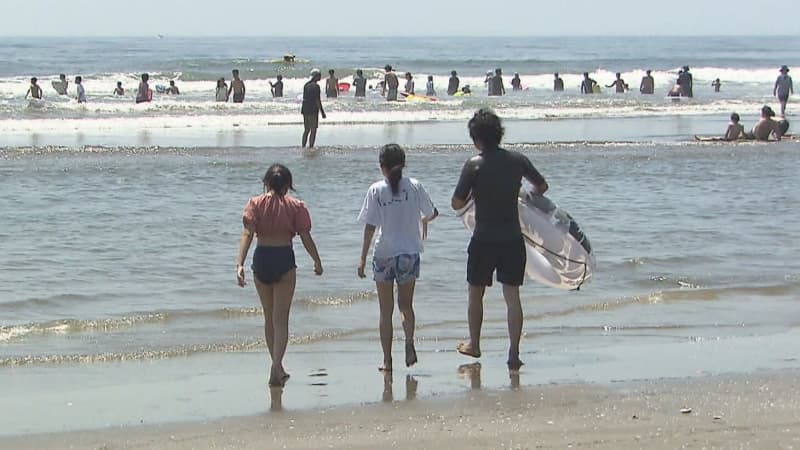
236;108;545;386
21;64;794;147
23;65;793;105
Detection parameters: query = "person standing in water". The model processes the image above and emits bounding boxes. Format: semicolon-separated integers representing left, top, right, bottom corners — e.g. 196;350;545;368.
711;78;722;93
53;73;69;95
606;73;628;93
580;72;596;94
135;73;151;104
404;72;415;95
678;66;693;97
774;65;793;116
357;144;438;372
511;73;522;91
639;70;655;94
553;73;564;92
325;69;338;98
216;78;228;102
301;69;327;148
353;69;367;98
114;81;125;96
488;68;505;96
75;76;86;103
228;69;246;103
382;65;399;101
270;75;284;98
25;77;43;99
166;80;180;95
426;75;435;96
236;164;323;387
447;70;460;96
451;109;548;371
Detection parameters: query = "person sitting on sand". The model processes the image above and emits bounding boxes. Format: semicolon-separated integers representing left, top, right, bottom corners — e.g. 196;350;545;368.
25;77;43;99
724;113;745;141
325;69;338;98
749;105;789;141
451;108;549;371
640;70;654;94
712;78;722;93
606;73;629;93
553;73;564;92
166;80;180;95
236;164;323;387
114;81;125;96
270;75;284;98
358;144;438;372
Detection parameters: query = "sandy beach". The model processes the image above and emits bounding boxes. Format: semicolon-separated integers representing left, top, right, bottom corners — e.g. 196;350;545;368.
3;369;798;449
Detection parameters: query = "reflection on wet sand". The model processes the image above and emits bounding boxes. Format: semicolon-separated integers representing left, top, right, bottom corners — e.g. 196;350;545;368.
382;372;419;403
268;386;283;412
458;362;482;390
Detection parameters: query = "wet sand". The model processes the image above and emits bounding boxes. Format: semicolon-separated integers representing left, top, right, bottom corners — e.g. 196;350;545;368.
1;114;734;149
3;370;798;449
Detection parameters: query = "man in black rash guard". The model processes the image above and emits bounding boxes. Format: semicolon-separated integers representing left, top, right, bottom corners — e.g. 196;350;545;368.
451;108;548;371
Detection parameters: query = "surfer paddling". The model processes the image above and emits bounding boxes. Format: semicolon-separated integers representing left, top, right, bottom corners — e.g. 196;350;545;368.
451;109;548;371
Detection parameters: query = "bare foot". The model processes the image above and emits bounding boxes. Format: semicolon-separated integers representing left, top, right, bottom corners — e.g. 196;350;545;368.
456;341;481;358
405;342;418;368
507;358;524;371
269;368;291;387
378;358;392;372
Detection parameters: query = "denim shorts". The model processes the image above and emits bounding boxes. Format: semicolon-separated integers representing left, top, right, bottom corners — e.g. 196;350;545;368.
373;253;420;284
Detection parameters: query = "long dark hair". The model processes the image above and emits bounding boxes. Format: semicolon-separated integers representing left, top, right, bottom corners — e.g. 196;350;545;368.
379;144;406;195
262;164;294;196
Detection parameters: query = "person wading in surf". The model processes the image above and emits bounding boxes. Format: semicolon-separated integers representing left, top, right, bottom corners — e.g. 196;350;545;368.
357;144;438;372
451;109;548;371
236;164;323;387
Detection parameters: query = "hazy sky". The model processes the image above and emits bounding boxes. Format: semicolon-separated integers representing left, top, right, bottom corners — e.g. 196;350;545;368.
2;0;791;36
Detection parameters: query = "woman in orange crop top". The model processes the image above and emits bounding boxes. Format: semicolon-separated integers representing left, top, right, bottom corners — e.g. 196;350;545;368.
236;164;323;387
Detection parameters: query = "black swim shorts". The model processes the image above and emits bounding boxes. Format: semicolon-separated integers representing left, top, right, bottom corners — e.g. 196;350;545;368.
466;237;526;287
252;246;296;284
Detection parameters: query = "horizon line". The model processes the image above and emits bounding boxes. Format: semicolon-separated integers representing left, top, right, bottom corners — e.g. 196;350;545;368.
1;33;798;38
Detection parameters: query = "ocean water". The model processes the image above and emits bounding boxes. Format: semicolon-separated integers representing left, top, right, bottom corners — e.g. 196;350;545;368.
1;36;799;435
0;36;798;135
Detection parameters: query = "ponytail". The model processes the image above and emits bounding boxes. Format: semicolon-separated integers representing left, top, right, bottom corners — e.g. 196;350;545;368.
388;164;403;195
379;144;406;196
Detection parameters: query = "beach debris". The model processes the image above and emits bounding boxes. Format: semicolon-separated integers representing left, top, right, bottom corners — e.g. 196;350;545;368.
632;414;639;419
713;415;722;420
680;407;692;414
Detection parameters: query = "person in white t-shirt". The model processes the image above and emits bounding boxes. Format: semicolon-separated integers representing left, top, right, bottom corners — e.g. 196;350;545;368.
357;144;439;372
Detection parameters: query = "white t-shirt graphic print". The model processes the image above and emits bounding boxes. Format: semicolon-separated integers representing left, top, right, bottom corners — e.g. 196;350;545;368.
357;177;435;259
